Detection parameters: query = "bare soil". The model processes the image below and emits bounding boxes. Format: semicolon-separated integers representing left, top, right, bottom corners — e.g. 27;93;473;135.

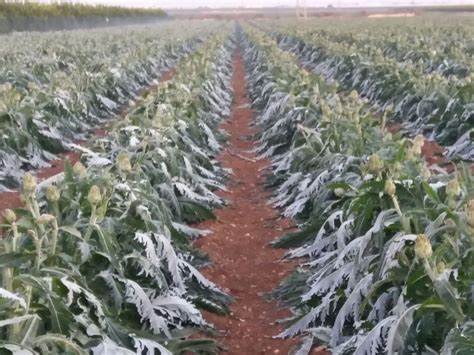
193;50;327;354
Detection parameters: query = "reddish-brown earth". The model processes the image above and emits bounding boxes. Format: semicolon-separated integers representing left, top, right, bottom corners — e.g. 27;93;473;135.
36;152;82;181
0;192;24;216
385;121;402;135
193;50;327;354
422;139;450;168
161;68;176;81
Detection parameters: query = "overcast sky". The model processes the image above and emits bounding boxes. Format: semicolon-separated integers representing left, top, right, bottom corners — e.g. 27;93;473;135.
46;0;474;9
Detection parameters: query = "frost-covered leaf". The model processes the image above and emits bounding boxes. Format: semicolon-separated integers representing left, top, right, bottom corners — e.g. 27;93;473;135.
0;287;27;309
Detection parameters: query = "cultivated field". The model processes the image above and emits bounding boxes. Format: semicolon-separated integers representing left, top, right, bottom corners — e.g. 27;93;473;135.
0;12;473;355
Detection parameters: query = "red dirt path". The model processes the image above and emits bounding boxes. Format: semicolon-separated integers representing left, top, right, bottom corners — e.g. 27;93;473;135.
194;50;326;354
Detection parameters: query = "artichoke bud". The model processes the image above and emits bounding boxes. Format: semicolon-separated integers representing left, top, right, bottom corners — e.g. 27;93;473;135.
36;214;56;225
3;209;17;224
46;185;60;203
446;179;461;198
320;103;330;118
413;134;425;149
410;144;422;157
367;154;384;174
349;90;359;101
88;185;102;207
465;200;474;227
117;152;132;174
22;173;37;194
415;234;433;260
421;166;431;181
384;180;396;197
448;198;457;210
73;162;87;178
436;261;445;274
334;188;346;197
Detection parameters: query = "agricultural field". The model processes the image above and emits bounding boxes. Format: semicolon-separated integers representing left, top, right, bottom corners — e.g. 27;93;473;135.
243;16;474;354
0;10;473;355
258;16;474;160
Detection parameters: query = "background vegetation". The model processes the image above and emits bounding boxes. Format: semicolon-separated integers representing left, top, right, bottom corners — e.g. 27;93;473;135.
0;1;167;33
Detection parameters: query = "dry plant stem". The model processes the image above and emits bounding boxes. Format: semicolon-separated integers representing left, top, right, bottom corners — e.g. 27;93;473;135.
11;222;19;253
391;195;411;233
227;149;257;162
52;202;61;225
2;266;12;293
423;258;438;282
73;205;98;263
32;231;43;274
84;205;98;243
2;223;18;292
49;219;59;256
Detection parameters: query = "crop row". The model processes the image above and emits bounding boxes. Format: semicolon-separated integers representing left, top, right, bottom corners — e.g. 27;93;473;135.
255;18;473;161
242;25;474;354
0;27;233;354
0;22;219;191
268;17;474;77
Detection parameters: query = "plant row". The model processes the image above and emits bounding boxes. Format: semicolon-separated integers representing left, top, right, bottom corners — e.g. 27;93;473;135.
0;22;215;191
242;25;474;354
267;17;473;77
0;27;234;354
255;19;473;161
0;2;166;33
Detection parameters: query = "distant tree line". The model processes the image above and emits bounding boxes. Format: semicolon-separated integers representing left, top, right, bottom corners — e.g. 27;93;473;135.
0;1;167;33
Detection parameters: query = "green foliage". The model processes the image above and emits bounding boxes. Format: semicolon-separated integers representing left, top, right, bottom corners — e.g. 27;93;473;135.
0;22;215;191
264;16;474;161
0;1;166;32
242;24;474;354
0;26;234;353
